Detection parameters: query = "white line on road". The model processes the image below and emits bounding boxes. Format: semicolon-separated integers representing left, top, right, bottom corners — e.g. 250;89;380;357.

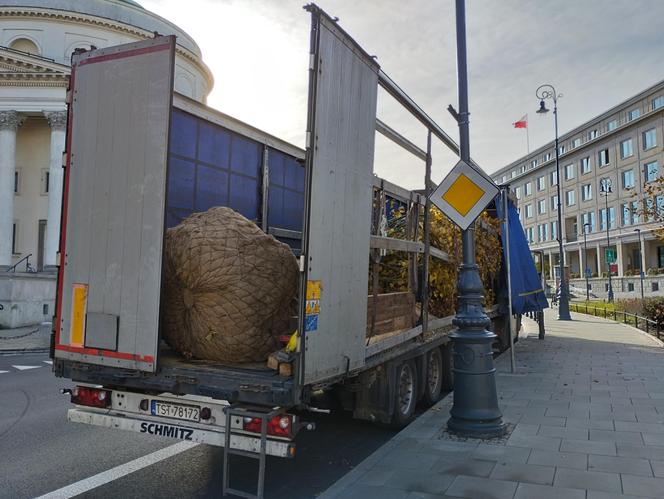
12;365;41;371
35;441;199;499
43;360;53;365
0;370;8;374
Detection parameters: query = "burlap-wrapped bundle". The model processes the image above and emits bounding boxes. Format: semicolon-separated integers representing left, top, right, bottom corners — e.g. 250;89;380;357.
162;207;298;363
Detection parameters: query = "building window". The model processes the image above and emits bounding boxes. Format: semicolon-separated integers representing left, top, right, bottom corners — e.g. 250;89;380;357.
643;128;657;150
582;211;596;232
551;221;557;240
620;138;633;159
653;282;659;292
525;204;533;218
538;224;546;242
559;145;565;155
524;226;534;243
524;182;532;196
531;159;538;168
538;199;547;215
572;138;581;149
599;208;607;230
9;37;40;55
607;119;618;132
537;176;546;191
566;189;575;206
628;282;635;292
520;165;527;173
608;207;616;229
598;148;610;166
40;169;50;195
588;129;598;140
543;152;551;162
653;96;664;111
515;186;521;199
581;157;591;174
632;201;639;224
646;198;656;222
550;195;559;211
628;108;641;121
645;161;659;183
582;183;593;201
550;170;558;186
622;169;635;189
511;170;517;178
565;163;575;180
12;222;18;254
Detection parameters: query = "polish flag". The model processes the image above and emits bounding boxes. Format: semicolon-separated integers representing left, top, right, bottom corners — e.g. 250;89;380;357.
513;115;527;128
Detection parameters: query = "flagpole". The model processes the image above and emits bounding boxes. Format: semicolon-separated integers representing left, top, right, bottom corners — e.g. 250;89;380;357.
526;113;530;154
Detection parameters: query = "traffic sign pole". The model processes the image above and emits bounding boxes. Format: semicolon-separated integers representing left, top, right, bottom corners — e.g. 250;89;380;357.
445;0;506;438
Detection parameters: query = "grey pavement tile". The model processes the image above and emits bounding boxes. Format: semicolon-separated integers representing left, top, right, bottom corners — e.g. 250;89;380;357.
651;459;664;477
616;442;664;460
406;493;448;499
643;432;664;446
519;415;566;427
565;417;615;430
553;467;622;493
377;450;442;470
614;420;664;434
560;438;616;456
510;423;540;436
358;467;396;486
444;475;518;499
514;482;585;499
431;457;496;478
587;453;653;476
589;429;644;444
331;484;410;499
587;491;657;499
635;412;664;423
506;433;562;451
527;449;588;470
471;443;531;464
489;461;555;485
538;425;589;440
621;473;664;497
386;470;455;495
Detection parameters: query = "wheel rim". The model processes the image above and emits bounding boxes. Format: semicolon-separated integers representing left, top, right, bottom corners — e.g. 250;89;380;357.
428;350;441;393
398;363;415;415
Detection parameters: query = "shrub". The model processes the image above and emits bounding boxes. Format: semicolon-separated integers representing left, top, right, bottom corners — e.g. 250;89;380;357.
642;297;664;325
616;298;643;316
647;268;657;276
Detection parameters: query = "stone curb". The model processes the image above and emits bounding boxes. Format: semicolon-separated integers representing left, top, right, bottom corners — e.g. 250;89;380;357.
0;347;50;356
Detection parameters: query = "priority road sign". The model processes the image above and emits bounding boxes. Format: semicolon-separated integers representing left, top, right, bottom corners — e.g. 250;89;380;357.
430;160;499;230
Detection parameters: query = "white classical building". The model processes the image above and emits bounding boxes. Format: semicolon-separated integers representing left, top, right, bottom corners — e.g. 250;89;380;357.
0;0;212;327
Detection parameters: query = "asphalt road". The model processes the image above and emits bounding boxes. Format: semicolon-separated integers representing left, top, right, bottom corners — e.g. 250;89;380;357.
0;352;402;499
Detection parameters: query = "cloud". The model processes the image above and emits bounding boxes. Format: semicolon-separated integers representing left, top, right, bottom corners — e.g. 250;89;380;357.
142;0;664;188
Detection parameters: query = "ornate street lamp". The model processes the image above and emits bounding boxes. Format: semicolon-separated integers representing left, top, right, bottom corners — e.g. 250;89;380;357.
536;84;571;320
600;178;614;302
634;228;645;300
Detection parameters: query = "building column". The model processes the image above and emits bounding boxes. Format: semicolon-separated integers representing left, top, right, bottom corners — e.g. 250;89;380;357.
578;246;584;277
0;111;22;268
617;240;625;277
596;243;602;277
548;252;555;281
44;111;67;270
640;236;647;274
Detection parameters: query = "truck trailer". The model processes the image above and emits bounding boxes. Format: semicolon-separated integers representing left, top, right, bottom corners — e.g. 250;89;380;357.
52;5;511;497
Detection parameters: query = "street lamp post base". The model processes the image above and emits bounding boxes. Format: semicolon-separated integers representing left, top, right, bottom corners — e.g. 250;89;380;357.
447;414;507;439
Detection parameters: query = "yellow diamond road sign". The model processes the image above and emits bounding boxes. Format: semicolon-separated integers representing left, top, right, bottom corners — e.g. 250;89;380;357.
430;160;499;230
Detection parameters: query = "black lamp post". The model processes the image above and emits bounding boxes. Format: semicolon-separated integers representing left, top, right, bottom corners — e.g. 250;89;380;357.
536;84;571;320
634;228;645;300
583;222;590;301
600;178;614;302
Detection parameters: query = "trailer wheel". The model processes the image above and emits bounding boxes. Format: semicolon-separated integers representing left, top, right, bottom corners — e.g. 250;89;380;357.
389;360;418;429
421;348;443;406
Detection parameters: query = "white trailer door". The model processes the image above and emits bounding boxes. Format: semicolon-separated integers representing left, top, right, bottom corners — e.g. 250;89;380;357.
300;7;379;384
55;37;175;372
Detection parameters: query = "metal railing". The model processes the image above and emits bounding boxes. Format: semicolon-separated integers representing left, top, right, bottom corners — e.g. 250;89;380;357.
6;253;36;273
569;302;661;340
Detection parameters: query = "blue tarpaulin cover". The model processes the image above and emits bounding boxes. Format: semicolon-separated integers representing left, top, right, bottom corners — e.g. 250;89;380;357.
496;196;549;314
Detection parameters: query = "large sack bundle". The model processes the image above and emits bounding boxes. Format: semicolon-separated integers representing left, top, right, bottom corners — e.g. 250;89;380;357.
161;207;299;363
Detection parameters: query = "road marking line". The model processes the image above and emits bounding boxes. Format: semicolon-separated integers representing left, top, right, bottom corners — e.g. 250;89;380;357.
12;365;41;371
0;370;8;374
35;441;199;499
43;360;53;365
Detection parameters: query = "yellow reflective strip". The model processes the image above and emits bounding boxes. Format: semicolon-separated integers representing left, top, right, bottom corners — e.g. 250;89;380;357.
70;283;88;347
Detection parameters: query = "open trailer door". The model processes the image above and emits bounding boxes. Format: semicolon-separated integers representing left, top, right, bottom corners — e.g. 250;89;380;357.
54;36;175;372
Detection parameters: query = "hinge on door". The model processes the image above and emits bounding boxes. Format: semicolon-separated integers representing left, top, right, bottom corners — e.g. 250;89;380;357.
299;255;305;272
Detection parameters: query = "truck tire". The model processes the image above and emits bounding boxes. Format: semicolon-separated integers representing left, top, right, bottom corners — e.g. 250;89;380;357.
421;347;443;406
389;359;418;429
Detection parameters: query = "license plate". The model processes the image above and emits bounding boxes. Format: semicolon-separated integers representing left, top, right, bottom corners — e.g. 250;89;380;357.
151;400;200;422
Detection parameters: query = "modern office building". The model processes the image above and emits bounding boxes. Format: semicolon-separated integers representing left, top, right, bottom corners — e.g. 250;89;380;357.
492;79;664;297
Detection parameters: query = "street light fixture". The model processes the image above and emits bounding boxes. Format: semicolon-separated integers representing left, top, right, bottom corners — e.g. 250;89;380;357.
600;178;614;302
536;84;571;320
583;222;590;301
634;228;645;300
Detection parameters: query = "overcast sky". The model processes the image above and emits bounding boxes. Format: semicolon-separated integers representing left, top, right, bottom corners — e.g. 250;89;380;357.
142;0;664;189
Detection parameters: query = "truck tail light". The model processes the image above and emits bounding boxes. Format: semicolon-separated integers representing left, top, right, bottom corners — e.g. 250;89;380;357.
243;414;293;437
71;386;111;408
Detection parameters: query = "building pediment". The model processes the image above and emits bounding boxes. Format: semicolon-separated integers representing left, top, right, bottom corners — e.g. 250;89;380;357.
0;47;69;86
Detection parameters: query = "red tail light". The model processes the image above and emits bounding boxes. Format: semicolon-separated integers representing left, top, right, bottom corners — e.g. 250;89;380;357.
71;386;111;408
243;414;293;437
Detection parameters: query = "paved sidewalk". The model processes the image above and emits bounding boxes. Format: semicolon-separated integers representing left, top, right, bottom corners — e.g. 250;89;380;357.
321;309;664;499
0;323;50;353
